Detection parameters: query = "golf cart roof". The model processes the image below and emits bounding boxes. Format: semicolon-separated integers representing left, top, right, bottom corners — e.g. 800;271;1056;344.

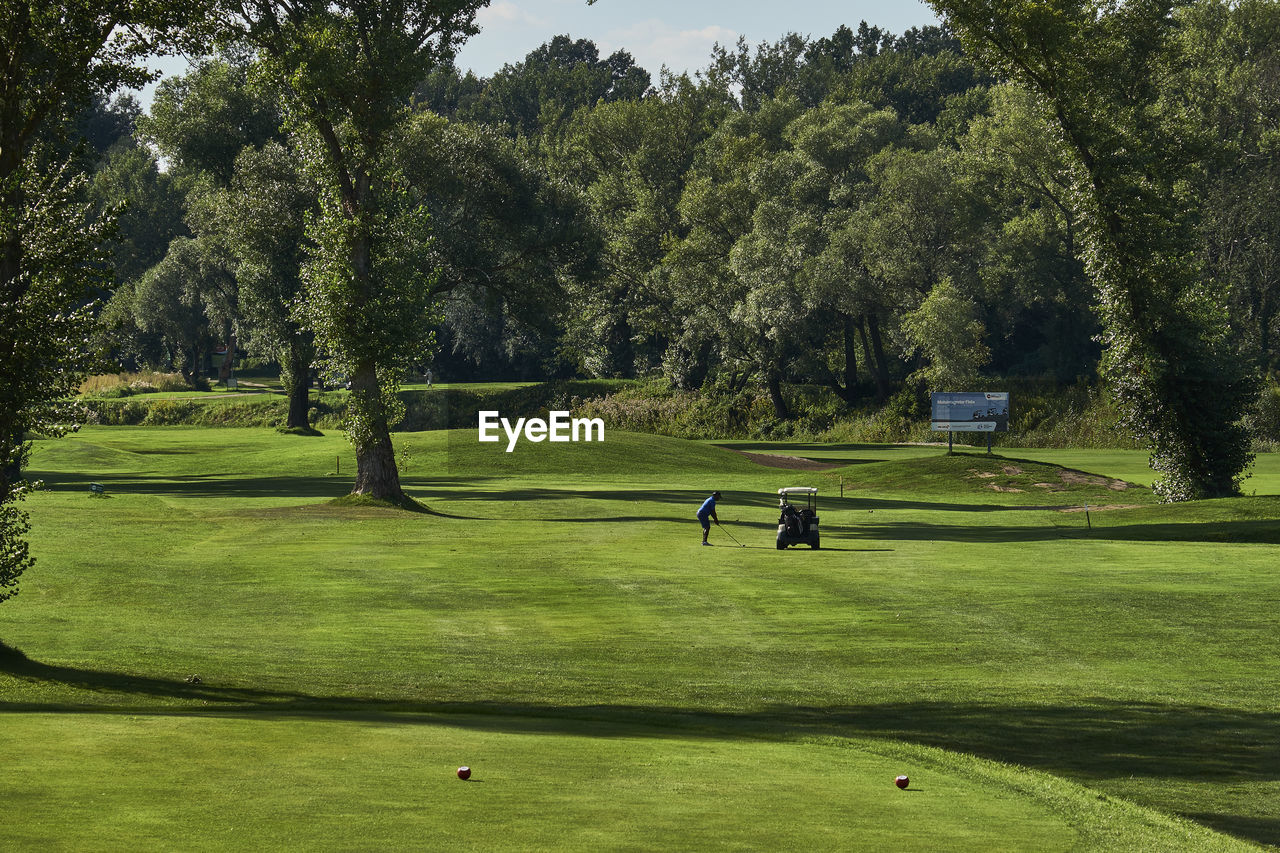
778;487;818;496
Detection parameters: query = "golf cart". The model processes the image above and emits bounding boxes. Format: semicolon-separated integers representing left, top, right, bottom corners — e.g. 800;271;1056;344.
776;487;820;550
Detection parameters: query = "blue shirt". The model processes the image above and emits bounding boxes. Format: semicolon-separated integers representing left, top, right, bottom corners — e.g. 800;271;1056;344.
697;495;717;520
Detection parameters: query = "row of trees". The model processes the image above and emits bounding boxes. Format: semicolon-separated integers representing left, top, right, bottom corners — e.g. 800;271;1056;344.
95;26;1083;414
3;0;1279;606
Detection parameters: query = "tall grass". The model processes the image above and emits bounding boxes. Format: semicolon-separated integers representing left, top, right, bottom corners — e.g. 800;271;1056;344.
79;371;197;397
79;380;631;433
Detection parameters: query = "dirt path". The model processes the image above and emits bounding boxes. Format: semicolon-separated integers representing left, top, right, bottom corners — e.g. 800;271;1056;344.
724;448;844;471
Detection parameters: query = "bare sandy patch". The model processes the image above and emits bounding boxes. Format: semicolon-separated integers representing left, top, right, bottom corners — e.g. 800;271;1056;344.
727;449;842;471
1059;469;1130;491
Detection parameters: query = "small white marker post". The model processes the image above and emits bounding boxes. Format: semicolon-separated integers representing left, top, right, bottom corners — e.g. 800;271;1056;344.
1084;501;1091;530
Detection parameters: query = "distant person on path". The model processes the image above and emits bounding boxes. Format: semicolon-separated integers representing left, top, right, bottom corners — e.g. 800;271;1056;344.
697;491;722;546
426;368;433;387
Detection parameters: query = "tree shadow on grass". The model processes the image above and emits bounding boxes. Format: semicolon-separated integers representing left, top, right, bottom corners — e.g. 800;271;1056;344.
33;471;1091;517
410;487;782;509
28;476;799;523
30;471;1278;546
29;474;759;507
0;642;309;705
1184;815;1280;846
29;470;369;499
844;519;1280;545
2;641;1277;845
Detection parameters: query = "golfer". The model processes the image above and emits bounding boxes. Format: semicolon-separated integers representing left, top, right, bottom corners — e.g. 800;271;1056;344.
697;491;723;545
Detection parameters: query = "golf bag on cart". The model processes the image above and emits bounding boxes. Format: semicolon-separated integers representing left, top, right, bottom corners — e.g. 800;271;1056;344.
781;503;804;537
776;487;820;549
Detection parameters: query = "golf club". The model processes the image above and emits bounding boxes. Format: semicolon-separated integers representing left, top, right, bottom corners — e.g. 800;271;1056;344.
717;520;745;547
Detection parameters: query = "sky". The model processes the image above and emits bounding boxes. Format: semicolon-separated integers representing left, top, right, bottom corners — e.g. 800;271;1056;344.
456;0;939;79
130;1;939;107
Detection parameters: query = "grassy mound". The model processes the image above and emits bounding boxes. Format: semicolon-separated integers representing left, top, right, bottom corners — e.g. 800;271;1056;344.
824;452;1156;507
328;492;431;513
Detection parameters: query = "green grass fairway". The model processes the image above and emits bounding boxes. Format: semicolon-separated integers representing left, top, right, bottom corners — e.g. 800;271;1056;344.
3;427;1278;850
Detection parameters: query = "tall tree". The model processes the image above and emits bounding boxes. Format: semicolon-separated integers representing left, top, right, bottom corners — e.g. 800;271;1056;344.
139;52;283;187
775;99;907;403
930;0;1258;500
666;96;808;416
468;36;650;138
397;113;597;382
956;85;1095;380
557;73;730;379
1177;0;1280;376
128;235;229;387
0;0;200;605
89;143;187;287
221;0;487;502
188;142;317;428
133;54;288;387
90;143;190;370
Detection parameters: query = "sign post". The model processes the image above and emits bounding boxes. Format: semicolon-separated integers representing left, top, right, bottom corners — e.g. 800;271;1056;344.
931;392;1010;454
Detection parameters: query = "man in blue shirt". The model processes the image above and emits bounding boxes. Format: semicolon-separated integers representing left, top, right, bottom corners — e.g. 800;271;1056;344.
697;491;723;545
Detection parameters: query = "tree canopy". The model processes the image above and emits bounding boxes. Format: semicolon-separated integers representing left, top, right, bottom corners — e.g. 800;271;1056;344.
33;7;1280;527
0;0;209;603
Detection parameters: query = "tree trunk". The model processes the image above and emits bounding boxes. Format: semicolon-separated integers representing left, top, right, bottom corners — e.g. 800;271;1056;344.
284;341;311;430
341;163;404;500
180;349;197;388
1;433;23;494
1;181;26;496
611;315;635;379
348;364;404;501
218;331;236;384
841;313;859;404
766;369;790;419
861;314;890;403
688;340;713;389
1259;291;1274;376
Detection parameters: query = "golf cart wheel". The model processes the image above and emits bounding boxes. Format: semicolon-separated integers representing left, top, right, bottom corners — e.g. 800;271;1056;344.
810;536;820;550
